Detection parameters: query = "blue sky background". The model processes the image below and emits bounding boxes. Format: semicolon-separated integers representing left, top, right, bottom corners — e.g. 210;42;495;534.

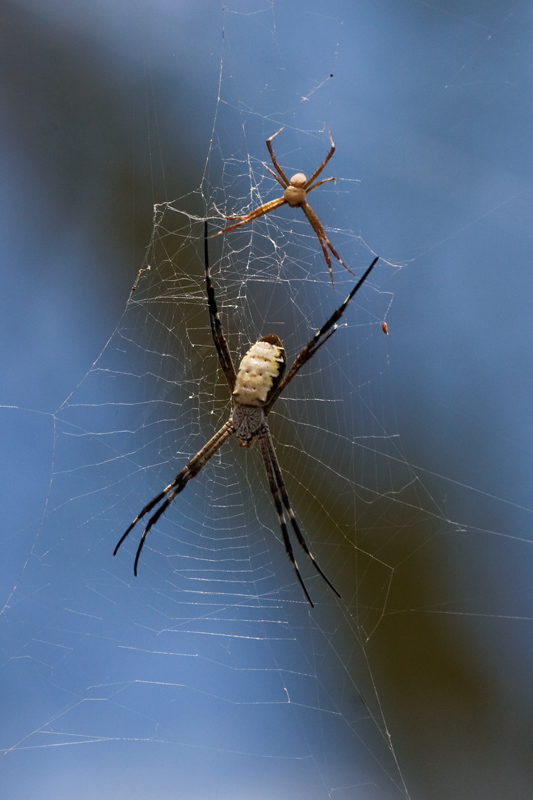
1;2;533;798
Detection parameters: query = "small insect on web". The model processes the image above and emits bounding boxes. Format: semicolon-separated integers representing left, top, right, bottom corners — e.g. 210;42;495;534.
210;128;354;286
114;222;378;606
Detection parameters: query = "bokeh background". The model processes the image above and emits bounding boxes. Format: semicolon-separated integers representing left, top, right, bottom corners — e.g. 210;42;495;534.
1;1;533;798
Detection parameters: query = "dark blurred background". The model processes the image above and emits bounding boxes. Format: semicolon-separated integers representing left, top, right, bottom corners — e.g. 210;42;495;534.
1;1;533;799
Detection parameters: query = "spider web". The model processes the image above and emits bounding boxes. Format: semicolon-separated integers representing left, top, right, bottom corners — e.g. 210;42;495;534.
2;2;533;799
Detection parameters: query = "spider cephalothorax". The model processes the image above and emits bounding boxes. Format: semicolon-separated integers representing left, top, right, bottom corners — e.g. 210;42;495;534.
114;223;378;606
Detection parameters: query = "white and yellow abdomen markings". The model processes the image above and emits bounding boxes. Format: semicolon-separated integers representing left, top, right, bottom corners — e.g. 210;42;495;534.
233;335;285;407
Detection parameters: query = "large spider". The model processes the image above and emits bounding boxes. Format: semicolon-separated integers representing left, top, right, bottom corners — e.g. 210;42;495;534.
114;223;378;606
210;128;352;285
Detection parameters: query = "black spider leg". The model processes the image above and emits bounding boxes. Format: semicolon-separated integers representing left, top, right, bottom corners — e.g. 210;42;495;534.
258;429;314;607
261;428;341;603
114;420;235;574
204;220;237;390
114;227;239;575
265;256;379;414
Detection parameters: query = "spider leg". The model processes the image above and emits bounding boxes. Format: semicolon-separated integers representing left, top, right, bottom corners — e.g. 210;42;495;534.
305;175;336;194
301;201;355;285
261;429;341;600
204;221;237;390
302;205;334;286
263;162;288;189
266;128;291;186
264;256;379;413
303;131;335;189
114;419;235;574
131;473;193;576
258;429;314;606
212;202;248;222
209;197;286;237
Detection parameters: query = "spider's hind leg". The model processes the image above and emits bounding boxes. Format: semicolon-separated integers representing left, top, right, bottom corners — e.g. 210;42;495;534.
259;429;341;605
258;432;315;606
209;197;286;237
212;202;248;221
301;201;355;285
268;443;341;599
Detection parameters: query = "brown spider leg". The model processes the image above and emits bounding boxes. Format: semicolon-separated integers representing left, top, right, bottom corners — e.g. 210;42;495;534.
258;431;314;606
212;202;246;222
266;127;291;186
263;162;288;189
303;131;335;189
301;201;355;285
264;256;379;413
114;420;235;574
262;429;341;600
305;175;336;194
209;197;286;237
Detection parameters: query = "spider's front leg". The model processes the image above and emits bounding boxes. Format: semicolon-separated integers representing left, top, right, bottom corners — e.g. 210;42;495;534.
264;255;379;414
304;130;336;188
265;127;291;186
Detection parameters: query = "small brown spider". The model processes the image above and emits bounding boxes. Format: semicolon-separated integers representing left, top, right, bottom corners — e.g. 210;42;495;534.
210;128;353;285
